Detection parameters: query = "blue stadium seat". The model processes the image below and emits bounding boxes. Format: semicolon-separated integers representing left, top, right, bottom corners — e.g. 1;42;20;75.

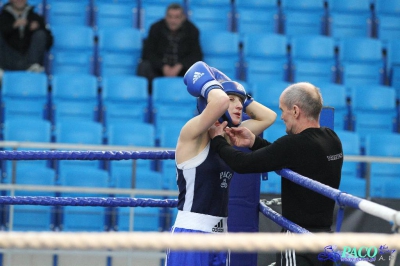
54;120;103;145
54;120;103;170
317;83;349;130
337;38;384;86
101;75;149;129
93;2;138;30
290;35;337;83
281;0;326;36
242;33;288;83
108;123;163;231
111;159;163;232
350;85;397;137
107;122;155;147
234;0;279;34
1;72;49;121
58;167;110;231
3;118;51;144
245;59;289;86
375;15;400;44
335;130;365;198
49;25;95;75
252;80;290;116
386;40;400;96
338;37;383;66
327;0;373;38
96;27;142;77
51;73;99;124
340;64;383;87
374;0;400;16
291;60;336;84
10;166;56;231
107;122;155;172
45;1;90;26
151;77;197;137
188;5;233;32
264;123;286;142
112;165;162;192
2;118;52;179
158;123;180;190
200;31;240;79
116;207;162;232
260;171;281;194
365;132;400;199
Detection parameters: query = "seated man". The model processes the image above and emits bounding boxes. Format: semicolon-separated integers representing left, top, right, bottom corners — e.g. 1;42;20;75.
0;0;53;80
137;3;202;94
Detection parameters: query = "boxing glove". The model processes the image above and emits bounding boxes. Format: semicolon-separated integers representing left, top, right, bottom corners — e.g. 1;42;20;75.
209;67;231;83
184;61;223;99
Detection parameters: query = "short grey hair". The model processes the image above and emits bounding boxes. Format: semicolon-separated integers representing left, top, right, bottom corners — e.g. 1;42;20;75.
166;3;184;12
282;82;323;121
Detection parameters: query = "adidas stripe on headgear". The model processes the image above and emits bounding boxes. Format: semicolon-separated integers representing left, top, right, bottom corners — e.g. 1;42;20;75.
197;81;246;127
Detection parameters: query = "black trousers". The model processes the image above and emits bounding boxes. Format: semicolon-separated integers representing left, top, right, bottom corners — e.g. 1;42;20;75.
136;59;187;94
0;29;47;70
276;228;334;266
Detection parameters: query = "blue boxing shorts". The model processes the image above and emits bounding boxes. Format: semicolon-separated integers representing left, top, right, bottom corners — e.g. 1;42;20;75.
165;227;230;266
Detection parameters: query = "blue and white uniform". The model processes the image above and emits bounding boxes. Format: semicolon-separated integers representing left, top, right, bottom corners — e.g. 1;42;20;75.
165;142;233;266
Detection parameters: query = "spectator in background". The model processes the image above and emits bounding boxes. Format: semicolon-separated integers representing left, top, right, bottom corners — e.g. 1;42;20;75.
0;0;53;81
137;3;203;94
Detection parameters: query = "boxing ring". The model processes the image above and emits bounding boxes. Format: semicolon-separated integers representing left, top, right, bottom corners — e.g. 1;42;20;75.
0;108;399;266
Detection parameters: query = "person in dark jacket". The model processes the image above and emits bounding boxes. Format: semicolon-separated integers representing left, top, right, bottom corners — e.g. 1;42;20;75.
0;0;53;80
137;3;203;94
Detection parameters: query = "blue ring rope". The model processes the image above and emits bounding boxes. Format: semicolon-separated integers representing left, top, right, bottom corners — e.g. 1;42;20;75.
0;151;394;234
0;150;175;160
0;196;178;207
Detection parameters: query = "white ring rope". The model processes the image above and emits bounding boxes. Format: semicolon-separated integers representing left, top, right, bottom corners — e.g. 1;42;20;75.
0;232;398;252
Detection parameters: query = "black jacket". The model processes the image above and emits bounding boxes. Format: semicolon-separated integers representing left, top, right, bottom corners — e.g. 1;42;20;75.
0;3;53;53
142;18;202;75
211;127;343;229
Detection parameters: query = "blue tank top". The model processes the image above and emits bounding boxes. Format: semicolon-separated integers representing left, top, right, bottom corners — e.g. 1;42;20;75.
176;142;233;217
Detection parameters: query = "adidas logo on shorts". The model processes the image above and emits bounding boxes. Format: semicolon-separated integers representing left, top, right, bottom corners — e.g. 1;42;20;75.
193;72;204;84
212;219;224;233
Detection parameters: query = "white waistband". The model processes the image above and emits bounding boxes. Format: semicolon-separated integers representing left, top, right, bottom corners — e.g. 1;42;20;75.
173;210;228;233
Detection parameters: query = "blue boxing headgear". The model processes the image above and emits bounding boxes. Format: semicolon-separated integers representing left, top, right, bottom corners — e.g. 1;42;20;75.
196;81;247;127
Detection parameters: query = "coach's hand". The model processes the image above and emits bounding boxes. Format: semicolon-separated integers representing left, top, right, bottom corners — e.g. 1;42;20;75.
224;126;255;148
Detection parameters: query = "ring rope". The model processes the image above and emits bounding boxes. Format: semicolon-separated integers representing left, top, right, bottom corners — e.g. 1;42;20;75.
0;232;397;251
278;169;400;227
259;200;310;234
0;196;178;208
0;150;175;160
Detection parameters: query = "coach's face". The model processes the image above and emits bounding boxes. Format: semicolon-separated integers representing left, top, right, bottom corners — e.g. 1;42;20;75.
279;94;296;135
165;8;185;32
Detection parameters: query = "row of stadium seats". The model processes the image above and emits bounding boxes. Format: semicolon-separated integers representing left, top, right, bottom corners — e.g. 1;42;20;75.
1;71;399;138
38;25;400;93
3;0;398;42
